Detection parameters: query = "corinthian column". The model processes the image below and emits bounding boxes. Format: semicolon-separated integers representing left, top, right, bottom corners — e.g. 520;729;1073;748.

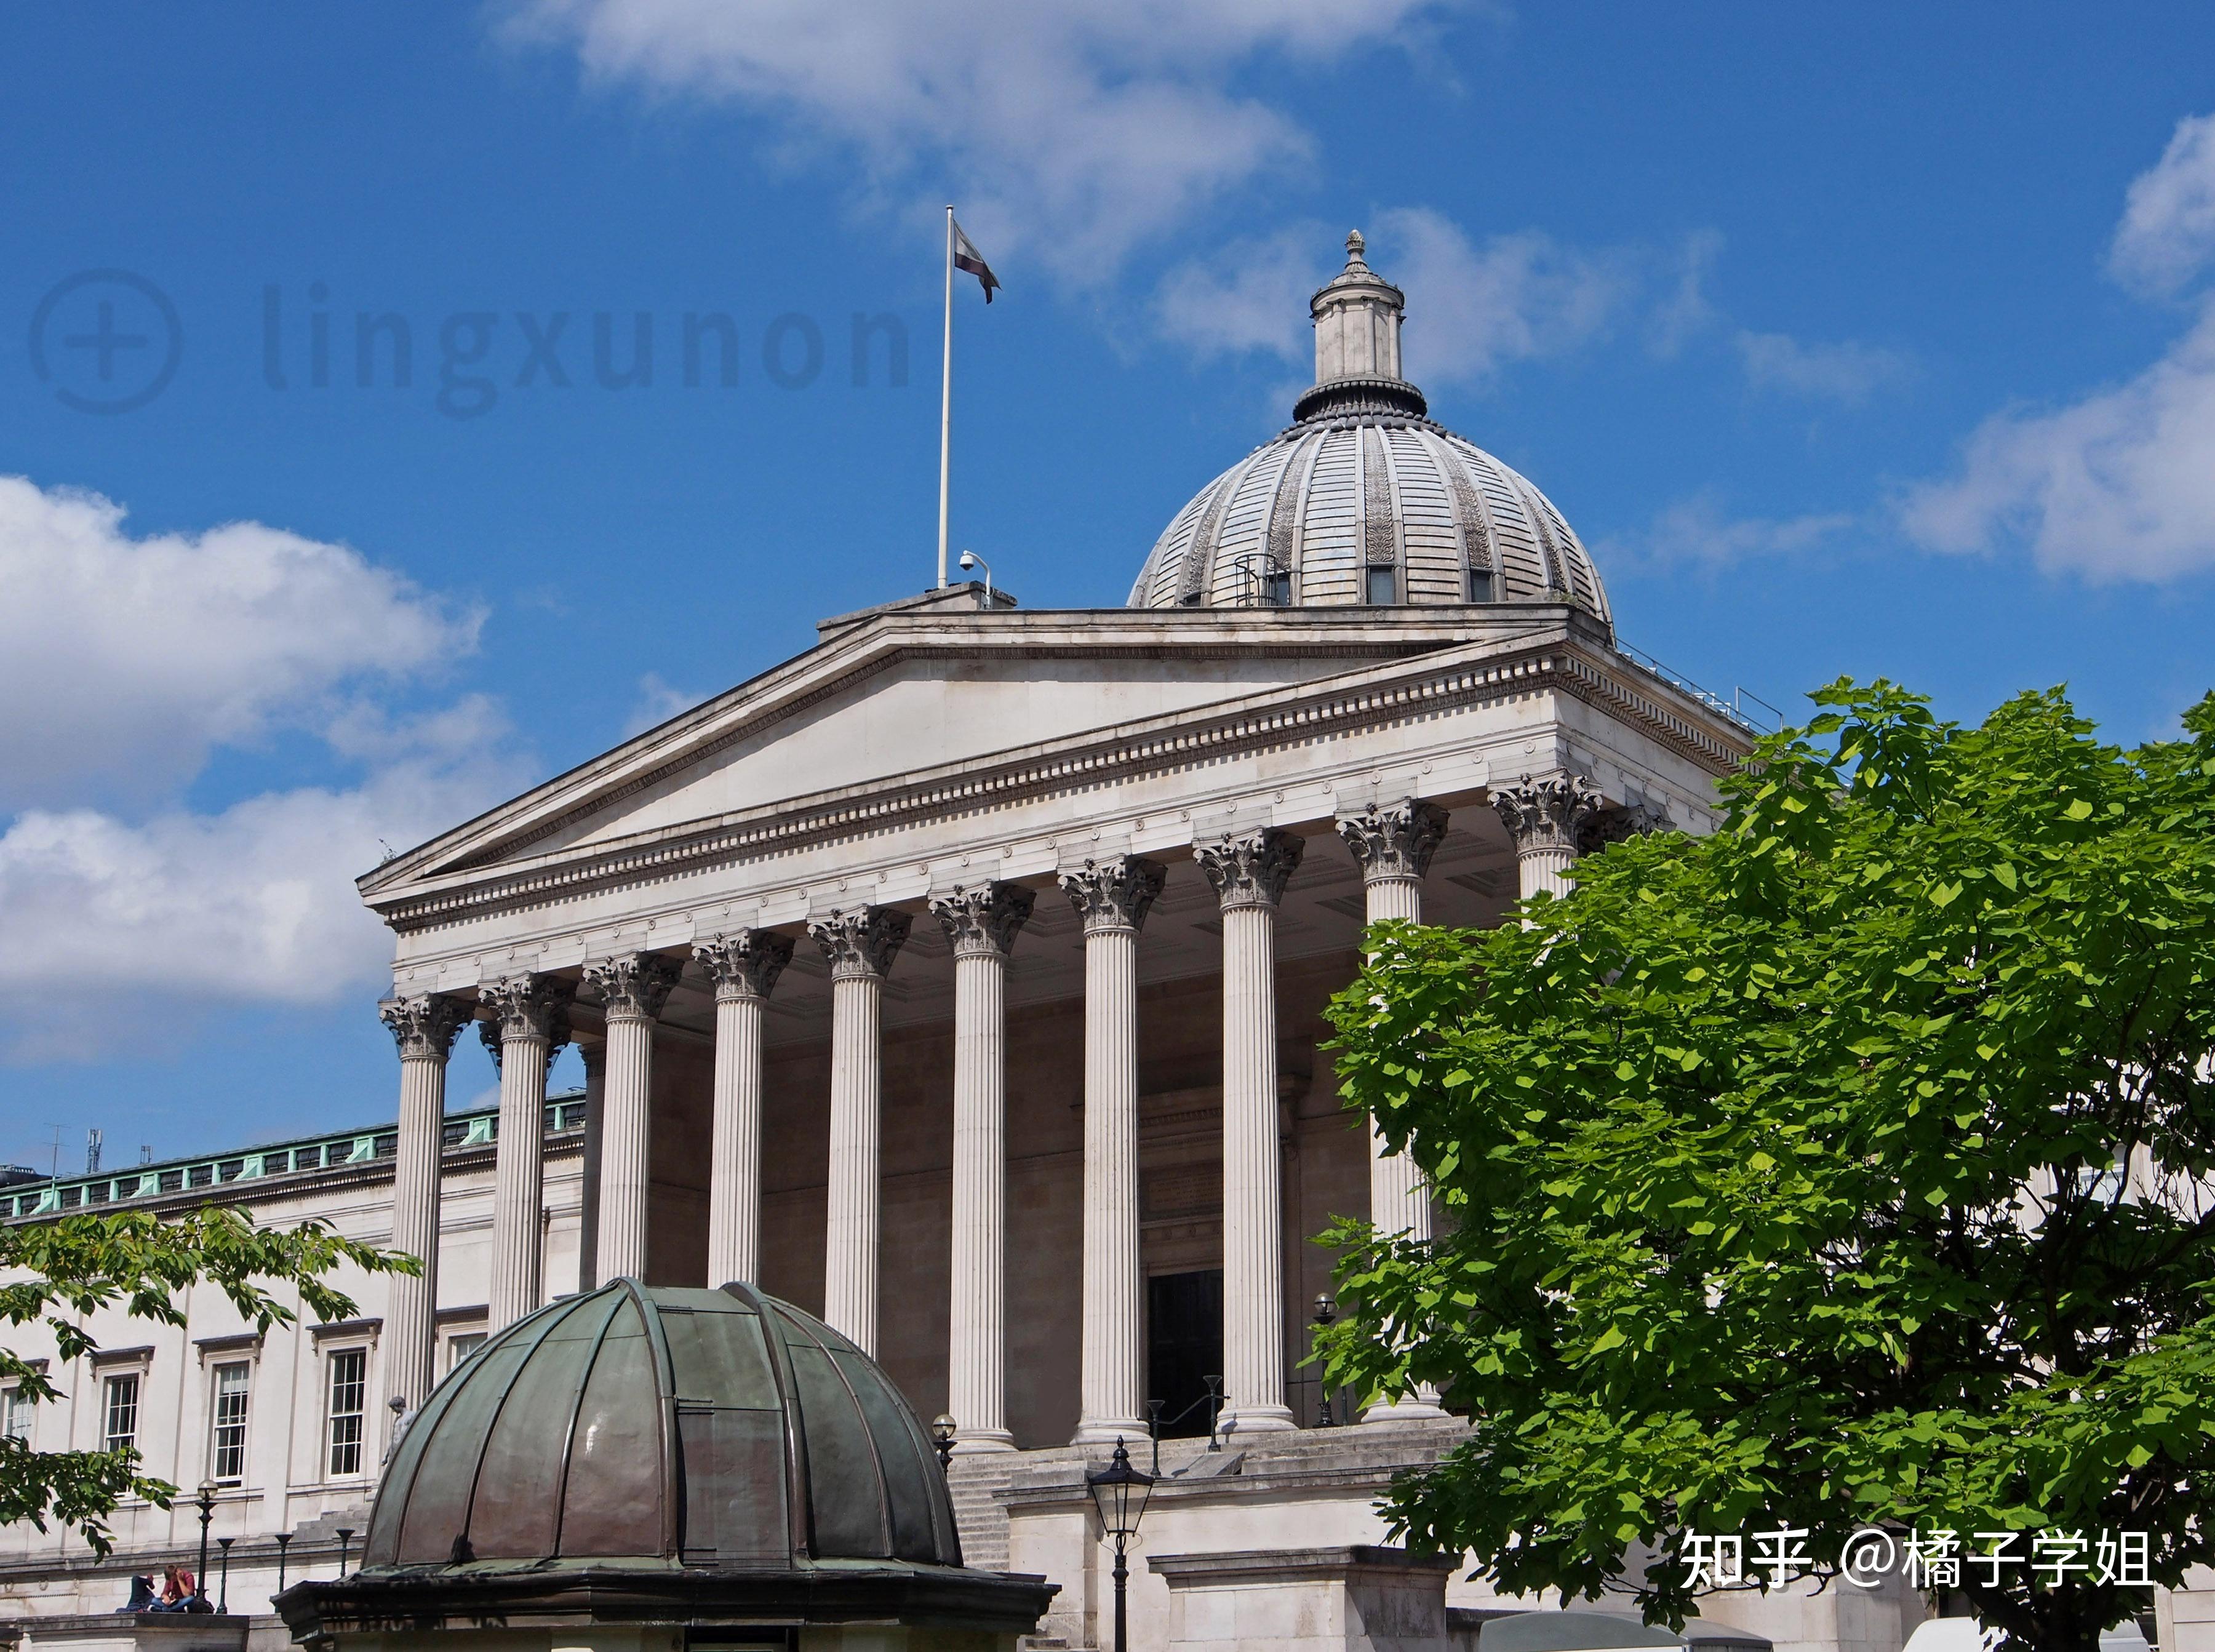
581;952;682;1283
1491;774;1605;903
1058;855;1165;1445
478;975;574;1331
379;992;466;1421
930;882;1034;1453
1195;828;1304;1435
1336;800;1449;1421
693;930;794;1287
809;906;911;1355
578;1040;605;1291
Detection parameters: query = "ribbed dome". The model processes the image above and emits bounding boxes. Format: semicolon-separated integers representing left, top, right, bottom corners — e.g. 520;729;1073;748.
1127;232;1610;623
363;1279;960;1573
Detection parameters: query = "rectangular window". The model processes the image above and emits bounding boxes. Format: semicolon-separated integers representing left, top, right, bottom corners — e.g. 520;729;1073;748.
209;1362;250;1484
1365;565;1396;605
1467;568;1498;603
103;1372;140;1453
447;1332;487;1372
4;1384;33;1443
326;1348;367;1477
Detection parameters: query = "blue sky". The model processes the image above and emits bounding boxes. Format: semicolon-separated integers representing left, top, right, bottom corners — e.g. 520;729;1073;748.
4;3;2214;1169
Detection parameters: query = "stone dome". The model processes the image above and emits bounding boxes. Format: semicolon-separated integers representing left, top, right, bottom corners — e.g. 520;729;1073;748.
362;1278;962;1572
1127;231;1610;623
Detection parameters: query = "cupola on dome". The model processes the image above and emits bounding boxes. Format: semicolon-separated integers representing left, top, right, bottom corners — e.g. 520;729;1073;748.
1127;230;1610;621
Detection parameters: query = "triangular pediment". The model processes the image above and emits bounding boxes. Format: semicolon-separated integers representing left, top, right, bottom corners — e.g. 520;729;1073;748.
359;601;1587;907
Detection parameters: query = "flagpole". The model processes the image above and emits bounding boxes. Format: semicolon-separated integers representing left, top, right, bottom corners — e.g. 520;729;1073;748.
937;204;954;590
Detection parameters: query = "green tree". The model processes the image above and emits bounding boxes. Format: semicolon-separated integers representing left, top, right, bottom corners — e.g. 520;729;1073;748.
1319;682;2215;1652
1;1207;414;1554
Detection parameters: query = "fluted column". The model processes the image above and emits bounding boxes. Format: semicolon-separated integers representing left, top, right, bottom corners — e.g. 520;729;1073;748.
379;992;466;1422
810;906;912;1355
478;975;574;1331
581;953;682;1283
1059;856;1165;1444
1336;800;1450;1421
1492;774;1605;903
930;882;1034;1453
693;930;794;1287
1196;828;1304;1435
578;1040;606;1291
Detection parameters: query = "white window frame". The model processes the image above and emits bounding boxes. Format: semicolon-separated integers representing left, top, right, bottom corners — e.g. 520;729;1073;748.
2;1381;34;1445
445;1330;487;1372
102;1369;142;1455
324;1344;371;1479
207;1360;251;1486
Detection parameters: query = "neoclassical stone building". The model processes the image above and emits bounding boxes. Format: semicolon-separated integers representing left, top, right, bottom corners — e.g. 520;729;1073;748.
7;234;1995;1652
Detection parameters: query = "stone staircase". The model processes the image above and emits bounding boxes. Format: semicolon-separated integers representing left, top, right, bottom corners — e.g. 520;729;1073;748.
945;1453;1027;1572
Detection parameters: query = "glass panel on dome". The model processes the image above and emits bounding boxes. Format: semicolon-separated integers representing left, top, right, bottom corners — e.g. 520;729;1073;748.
788;1338;887;1558
1366;566;1397;605
834;1348;939;1565
465;1293;616;1560
1468;569;1498;602
558;1296;668;1557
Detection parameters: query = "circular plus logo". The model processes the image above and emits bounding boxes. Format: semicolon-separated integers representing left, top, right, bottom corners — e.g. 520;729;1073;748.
28;269;183;414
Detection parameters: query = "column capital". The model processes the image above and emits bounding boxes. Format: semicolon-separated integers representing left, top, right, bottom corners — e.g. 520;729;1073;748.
584;952;682;1023
1491;773;1606;858
693;929;796;1003
479;973;575;1047
1581;799;1675;854
929;882;1035;961
1058;855;1166;935
808;906;912;983
380;992;468;1062
1335;799;1448;884
1195;828;1304;912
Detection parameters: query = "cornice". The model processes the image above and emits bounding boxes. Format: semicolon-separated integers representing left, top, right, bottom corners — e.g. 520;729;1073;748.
370;630;1749;938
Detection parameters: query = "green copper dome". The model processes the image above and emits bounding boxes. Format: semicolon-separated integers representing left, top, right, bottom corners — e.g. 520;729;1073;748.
362;1278;961;1572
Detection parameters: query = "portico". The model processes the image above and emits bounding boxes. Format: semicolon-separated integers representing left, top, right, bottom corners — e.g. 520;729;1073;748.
358;231;1750;1469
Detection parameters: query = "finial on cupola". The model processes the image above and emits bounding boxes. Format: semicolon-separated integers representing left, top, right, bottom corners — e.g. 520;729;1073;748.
1345;228;1368;266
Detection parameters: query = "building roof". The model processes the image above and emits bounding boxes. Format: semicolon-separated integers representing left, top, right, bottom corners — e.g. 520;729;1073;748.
364;1277;963;1573
1127;231;1611;621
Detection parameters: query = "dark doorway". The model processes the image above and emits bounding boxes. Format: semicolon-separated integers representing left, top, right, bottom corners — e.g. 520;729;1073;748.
1146;1269;1223;1438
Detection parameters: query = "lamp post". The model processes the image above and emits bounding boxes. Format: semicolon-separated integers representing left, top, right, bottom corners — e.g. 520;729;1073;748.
1085;1437;1154;1652
929;1413;957;1471
216;1537;234;1613
194;1482;217;1606
274;1531;291;1595
335;1527;354;1578
1312;1293;1339;1426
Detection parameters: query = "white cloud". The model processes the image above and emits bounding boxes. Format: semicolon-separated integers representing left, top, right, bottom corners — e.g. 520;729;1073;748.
1153;225;1327;364
0;476;522;1059
1603;493;1856;569
1899;300;2215;581
623;672;699;738
501;0;1468;282
2111;112;2215;297
0;476;480;812
1647;229;1722;359
1371;207;1630;385
1734;330;1913;405
1154;210;1630;386
0;704;530;1062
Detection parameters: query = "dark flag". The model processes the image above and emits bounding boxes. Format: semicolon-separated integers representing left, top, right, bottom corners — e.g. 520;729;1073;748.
952;218;1000;303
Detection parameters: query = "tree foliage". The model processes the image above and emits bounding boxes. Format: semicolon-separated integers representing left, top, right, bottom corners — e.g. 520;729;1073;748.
1319;681;2215;1652
0;1207;415;1554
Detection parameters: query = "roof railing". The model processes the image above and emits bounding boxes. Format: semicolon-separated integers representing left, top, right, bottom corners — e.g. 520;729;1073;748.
1611;639;1782;735
1;1093;589;1222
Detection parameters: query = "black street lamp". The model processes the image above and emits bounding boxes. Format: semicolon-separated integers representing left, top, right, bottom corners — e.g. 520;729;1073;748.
216;1537;234;1613
274;1531;291;1595
335;1526;354;1578
1312;1293;1341;1426
1085;1437;1154;1652
193;1482;217;1606
930;1413;957;1470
